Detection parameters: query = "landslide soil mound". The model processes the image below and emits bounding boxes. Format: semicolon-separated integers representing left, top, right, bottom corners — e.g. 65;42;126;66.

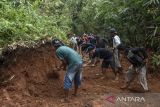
0;42;66;106
0;42;160;107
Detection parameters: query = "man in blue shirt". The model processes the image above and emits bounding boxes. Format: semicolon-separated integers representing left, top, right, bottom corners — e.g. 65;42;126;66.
52;39;83;101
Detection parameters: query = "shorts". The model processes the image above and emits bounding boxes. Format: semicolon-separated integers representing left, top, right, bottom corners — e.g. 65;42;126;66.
101;58;115;69
64;62;83;90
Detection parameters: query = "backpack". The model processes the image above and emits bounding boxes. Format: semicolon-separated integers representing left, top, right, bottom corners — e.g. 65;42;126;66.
127;50;144;66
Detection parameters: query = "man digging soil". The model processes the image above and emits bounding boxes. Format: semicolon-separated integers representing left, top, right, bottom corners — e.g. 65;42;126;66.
51;39;83;102
118;45;149;92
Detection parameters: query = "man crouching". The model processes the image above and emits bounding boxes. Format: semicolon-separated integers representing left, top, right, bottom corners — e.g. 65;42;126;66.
51;39;83;101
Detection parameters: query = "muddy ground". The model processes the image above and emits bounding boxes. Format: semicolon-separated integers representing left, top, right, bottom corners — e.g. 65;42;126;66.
0;43;160;107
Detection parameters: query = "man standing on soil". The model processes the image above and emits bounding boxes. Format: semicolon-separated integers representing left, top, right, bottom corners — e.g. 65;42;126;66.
69;34;78;51
110;28;123;80
119;46;149;92
51;39;83;101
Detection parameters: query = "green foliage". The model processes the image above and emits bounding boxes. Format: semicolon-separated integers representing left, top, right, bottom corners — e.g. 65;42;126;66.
0;0;71;48
0;0;160;52
67;0;160;51
151;54;160;72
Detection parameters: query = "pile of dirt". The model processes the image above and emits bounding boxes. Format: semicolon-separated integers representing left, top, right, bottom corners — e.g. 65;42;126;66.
0;41;66;106
0;41;160;107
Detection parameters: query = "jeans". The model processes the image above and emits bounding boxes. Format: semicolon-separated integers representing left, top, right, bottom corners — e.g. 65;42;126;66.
64;62;83;89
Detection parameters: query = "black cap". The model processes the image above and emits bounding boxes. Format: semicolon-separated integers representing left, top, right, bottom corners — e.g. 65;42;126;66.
51;39;63;47
85;45;96;53
110;28;117;33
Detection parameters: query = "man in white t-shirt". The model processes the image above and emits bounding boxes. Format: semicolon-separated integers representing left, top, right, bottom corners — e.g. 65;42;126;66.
69;34;78;51
110;28;122;80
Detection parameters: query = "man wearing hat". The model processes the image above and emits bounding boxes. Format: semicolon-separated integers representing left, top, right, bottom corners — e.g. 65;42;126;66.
110;28;122;80
51;39;83;101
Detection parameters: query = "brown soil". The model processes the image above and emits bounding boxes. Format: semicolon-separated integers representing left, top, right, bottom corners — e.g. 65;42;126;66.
0;44;160;107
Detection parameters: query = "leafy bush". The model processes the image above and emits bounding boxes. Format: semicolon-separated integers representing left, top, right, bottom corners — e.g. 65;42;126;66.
151;54;160;72
0;0;71;48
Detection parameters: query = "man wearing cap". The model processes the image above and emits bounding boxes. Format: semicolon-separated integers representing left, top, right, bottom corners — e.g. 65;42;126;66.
110;28;122;80
51;39;83;101
80;43;95;58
